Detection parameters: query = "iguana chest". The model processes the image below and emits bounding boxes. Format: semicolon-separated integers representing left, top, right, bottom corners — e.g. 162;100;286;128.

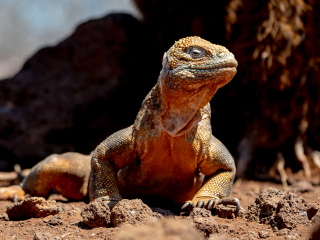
117;124;205;204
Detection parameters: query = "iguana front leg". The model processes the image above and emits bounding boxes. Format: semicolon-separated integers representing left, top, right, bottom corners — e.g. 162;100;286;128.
182;135;240;211
89;125;135;208
187;170;241;211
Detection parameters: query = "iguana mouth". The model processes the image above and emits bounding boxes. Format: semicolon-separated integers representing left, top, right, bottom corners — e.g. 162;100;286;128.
193;60;238;70
172;60;237;74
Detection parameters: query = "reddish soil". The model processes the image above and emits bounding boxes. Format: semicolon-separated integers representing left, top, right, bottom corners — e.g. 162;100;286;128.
0;178;319;239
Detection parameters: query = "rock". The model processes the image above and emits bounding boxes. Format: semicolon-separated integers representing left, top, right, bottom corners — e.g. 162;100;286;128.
114;217;205;240
33;232;61;240
0;13;157;170
312;214;320;225
42;215;63;226
0;213;9;221
245;231;258;240
246;188;286;224
276;193;317;229
63;204;82;216
258;231;269;238
276;228;290;236
214;204;245;219
246;188;318;229
276;229;300;239
150;207;175;217
187;208;218;237
6;197;63;220
111;199;159;227
81;199;111;228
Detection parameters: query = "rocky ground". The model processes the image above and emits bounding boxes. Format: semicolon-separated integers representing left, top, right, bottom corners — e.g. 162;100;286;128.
0;177;320;240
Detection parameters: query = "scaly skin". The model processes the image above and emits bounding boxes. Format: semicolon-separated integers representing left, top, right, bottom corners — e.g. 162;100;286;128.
89;36;240;210
22;152;91;200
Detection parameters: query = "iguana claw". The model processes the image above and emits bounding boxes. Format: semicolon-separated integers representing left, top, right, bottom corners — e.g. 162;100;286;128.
181;197;241;212
207;199;215;210
181;201;195;211
196;200;204;208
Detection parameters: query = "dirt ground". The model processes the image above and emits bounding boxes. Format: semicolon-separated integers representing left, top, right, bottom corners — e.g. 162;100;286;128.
0;175;319;240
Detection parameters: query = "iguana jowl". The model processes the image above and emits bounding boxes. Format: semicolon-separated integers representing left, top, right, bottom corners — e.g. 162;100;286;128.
89;36;240;210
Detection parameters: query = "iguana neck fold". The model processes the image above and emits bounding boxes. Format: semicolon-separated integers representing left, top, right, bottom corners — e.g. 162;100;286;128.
158;74;219;137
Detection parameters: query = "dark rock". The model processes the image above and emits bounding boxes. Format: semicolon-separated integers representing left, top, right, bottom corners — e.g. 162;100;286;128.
6;197;63;220
0;13;157;170
33;232;61;240
111;199;158;227
150;207;175;217
81;199;111;228
187;207;218;237
214;204;245;219
113;217;205;240
307;205;319;220
246;188;318;229
311;222;320;240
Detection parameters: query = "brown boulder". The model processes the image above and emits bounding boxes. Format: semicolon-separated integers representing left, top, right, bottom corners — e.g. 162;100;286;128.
246;188;318;229
111;199;160;227
0;13;157;170
187;207;218;237
214;204;245;219
276;193;317;229
6;197;63;220
81;199;111;228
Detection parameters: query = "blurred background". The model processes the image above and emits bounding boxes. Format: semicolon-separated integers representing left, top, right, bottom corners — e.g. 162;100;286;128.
0;0;319;185
0;0;139;79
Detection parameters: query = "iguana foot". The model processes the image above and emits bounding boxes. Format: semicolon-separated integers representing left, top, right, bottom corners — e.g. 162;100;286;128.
181;196;218;211
181;197;242;212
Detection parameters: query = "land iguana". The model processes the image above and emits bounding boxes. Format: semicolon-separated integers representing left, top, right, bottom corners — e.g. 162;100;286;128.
7;36;240;211
89;36;240;211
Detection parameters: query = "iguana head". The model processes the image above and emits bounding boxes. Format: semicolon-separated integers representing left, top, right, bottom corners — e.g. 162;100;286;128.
160;36;237;90
158;36;238;137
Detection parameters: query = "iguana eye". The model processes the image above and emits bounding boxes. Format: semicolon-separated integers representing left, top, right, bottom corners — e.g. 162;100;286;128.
187;47;205;59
